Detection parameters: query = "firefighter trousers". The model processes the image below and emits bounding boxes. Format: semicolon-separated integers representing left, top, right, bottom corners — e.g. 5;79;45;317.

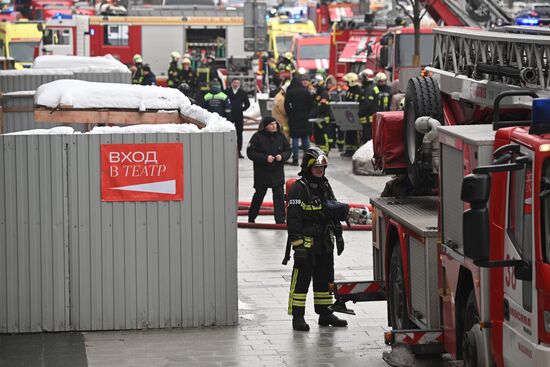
313;125;330;156
288;251;334;316
361;121;372;144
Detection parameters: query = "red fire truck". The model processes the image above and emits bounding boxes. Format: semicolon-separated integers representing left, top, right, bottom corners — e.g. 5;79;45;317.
331;26;550;366
40;13;247;84
291;34;330;74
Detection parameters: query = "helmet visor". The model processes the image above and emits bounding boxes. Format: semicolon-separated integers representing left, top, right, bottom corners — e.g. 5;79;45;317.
308;155;328;167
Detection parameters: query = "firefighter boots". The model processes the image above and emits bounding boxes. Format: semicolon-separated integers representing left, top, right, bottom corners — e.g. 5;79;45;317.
318;313;348;327
292;316;310;331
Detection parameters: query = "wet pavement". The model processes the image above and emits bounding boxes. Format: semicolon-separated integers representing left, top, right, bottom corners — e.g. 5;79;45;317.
0;129;435;366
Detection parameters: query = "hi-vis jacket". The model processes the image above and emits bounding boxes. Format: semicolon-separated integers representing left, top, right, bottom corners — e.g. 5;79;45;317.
283;176;343;264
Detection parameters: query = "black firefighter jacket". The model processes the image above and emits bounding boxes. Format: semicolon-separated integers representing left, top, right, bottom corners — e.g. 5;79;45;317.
286;176;343;256
246;128;291;188
284;81;314;138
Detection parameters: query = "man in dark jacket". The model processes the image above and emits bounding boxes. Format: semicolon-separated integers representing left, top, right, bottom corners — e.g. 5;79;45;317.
285;147;348;331
224;78;251;158
284;76;314;166
247;116;292;224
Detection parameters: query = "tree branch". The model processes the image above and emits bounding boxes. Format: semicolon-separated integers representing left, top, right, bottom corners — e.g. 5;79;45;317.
395;1;414;22
419;7;428;20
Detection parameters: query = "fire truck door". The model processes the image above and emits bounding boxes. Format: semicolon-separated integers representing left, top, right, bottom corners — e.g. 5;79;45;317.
503;148;537;366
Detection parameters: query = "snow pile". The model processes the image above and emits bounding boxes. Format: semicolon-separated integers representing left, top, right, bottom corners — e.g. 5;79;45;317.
33;54;130;73
36;79;190;110
90;124;200;134
0;69;74;76
6;126;75;135
35;80;235;132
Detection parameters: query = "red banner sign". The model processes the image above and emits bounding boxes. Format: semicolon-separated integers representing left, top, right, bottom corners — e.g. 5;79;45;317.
101;143;184;202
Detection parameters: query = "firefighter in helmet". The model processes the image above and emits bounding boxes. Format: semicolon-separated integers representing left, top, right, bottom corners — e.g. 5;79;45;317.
180;57;196;98
167;51;182;88
131;54;144;85
278;51;296;80
341;72;364;156
358;68;375;143
310;74;332;156
362;72;391;143
284;147;348;331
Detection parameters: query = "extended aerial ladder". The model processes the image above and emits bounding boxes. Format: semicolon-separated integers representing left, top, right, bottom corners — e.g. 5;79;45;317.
423;0;513;27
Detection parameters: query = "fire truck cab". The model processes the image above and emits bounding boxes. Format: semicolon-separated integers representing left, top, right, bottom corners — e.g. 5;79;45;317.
290;34;329;75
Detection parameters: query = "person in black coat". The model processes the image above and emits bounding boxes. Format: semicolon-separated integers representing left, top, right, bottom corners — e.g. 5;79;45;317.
224;78;251;158
284;76;314;165
141;64;156;86
247;116;292;224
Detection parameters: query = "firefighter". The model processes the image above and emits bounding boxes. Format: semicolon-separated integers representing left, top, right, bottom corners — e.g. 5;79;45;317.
362;72;391;143
284;147;348;331
358;68;375;143
131;54;143;85
341;72;364;157
202;80;231;119
180;58;196;98
196;55;222;94
167;51;181;88
278;52;296;81
310;74;331;156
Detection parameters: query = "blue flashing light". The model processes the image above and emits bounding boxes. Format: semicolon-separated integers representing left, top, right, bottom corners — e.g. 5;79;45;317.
530;98;550;134
516;17;539;26
0;6;14;14
53;12;72;19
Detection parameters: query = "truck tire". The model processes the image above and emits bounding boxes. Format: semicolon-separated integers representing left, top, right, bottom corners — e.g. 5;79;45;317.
403;76;442;194
462;290;481;367
389;246;410;329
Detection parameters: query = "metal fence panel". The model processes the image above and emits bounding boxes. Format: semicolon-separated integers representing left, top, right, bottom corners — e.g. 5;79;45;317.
0;71;130;93
1;131;237;332
0;136;69;333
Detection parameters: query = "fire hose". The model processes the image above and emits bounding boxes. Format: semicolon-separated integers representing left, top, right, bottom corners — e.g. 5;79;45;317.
237;201;372;230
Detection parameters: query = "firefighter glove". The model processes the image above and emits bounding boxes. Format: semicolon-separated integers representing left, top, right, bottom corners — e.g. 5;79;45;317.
336;235;345;256
294;245;307;266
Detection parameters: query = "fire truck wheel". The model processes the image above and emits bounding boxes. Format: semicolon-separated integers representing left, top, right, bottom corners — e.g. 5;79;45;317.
462;290;481;367
404;76;442;194
389;246;410;330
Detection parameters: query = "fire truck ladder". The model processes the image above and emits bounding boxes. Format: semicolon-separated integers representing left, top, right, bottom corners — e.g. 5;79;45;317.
432;27;550;91
443;0;512;27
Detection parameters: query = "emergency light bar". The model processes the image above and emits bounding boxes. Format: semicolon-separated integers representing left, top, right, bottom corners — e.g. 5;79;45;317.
516;17;539;26
530;98;550;135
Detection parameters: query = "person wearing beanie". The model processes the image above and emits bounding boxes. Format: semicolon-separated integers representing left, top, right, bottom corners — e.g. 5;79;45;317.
246;116;291;224
283;147;348;332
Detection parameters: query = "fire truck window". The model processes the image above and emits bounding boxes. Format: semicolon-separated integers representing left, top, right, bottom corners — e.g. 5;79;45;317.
103;25;129;46
186;29;226;59
276;36;293;55
507;167;527;255
543;161;550;263
43;29;71;46
299;44;330;60
397;34;434;68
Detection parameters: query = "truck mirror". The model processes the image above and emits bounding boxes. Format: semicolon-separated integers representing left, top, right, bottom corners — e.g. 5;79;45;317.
379;47;389;69
514;262;532;281
462;173;491;261
461;173;490;204
463;207;490;261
